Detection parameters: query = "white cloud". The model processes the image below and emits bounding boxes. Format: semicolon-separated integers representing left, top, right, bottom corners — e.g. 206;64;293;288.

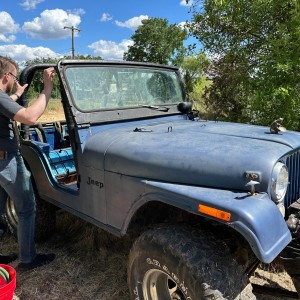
68;8;85;16
0;12;19;43
101;13;113;22
22;9;82;40
178;21;187;29
180;0;194;6
115;15;149;30
0;34;16;43
20;0;45;11
0;44;59;64
88;39;133;60
0;12;20;34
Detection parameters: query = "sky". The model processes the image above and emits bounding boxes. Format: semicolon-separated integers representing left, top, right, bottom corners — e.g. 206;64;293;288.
0;0;196;65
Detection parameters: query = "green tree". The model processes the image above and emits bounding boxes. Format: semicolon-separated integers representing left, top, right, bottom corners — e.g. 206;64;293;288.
23;55;103;101
124;18;187;65
179;52;210;115
63;54;102;60
180;52;209;94
188;0;300;130
22;57;60;101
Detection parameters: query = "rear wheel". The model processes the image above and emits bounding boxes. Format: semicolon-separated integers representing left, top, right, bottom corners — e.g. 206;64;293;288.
127;225;255;300
3;193;56;242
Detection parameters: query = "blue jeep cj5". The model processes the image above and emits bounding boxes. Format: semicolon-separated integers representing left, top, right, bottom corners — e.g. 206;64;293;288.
4;60;300;299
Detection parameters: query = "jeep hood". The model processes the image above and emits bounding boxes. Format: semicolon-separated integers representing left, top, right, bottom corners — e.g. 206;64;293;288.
82;117;300;192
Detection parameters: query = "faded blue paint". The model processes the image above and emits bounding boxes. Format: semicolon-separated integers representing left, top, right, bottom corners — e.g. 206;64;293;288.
82;117;300;194
139;180;291;263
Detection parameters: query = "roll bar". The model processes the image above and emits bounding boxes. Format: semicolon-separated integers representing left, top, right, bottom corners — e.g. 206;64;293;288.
18;64;56;139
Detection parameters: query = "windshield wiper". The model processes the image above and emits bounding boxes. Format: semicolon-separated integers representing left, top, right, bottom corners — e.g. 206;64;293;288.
142;105;169;112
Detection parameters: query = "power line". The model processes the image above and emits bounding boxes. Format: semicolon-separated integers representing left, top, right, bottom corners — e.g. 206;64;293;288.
63;26;81;59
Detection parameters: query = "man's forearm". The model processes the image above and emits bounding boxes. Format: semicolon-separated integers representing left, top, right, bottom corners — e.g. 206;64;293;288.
12;67;55;125
13;88;52;125
27;88;52;119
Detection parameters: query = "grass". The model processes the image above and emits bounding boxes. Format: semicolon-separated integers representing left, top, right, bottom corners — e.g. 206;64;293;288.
34;98;65;122
0;209;294;300
6;211;131;300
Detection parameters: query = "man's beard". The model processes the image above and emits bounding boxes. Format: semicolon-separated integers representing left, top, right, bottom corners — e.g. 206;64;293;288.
5;82;14;94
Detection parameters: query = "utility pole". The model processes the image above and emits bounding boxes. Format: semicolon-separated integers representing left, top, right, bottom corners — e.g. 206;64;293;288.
64;26;81;59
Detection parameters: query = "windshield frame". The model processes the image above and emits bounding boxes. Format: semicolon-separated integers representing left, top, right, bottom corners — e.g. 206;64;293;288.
59;60;186;124
63;63;185;113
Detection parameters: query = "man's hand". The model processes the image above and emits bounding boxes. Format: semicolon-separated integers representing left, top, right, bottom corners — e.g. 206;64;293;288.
11;82;29;101
43;67;55;91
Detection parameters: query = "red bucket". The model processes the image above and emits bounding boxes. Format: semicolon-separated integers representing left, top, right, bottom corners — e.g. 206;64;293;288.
0;264;16;300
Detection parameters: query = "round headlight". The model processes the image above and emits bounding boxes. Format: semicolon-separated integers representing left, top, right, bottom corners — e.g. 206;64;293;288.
271;162;289;202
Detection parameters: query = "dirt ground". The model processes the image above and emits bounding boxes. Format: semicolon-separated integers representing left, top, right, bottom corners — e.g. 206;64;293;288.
0;210;296;300
4;211;131;300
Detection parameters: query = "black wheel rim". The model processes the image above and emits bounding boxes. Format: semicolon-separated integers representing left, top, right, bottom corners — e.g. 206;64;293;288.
5;197;18;229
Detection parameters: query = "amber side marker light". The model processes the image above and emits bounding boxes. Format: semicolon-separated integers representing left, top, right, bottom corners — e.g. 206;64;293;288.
198;204;231;222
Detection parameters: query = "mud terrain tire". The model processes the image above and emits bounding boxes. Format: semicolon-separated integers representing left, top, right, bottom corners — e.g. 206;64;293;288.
127;225;255;300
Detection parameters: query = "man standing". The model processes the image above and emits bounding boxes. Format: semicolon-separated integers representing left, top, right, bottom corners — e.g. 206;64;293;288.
0;56;55;271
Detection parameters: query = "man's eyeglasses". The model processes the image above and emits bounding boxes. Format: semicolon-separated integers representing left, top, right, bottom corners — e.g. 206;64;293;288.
8;72;19;83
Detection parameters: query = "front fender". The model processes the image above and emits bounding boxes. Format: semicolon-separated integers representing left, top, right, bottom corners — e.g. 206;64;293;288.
140;180;291;263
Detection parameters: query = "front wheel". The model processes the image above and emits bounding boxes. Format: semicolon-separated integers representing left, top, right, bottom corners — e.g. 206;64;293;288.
127;225;255;300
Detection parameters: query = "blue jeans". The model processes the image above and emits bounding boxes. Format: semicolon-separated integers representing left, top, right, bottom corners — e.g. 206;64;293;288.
0;152;36;263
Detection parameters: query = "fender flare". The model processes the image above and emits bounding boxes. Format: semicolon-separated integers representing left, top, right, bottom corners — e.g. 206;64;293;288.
124;180;291;264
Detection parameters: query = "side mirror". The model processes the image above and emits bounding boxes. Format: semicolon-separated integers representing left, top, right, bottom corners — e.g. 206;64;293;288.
177;102;192;114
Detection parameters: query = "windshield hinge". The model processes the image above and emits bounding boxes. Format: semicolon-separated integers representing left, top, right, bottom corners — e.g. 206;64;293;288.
77;123;91;129
133;127;153;133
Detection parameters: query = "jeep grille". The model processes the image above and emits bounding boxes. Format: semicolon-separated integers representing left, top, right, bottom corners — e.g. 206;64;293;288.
285;151;300;208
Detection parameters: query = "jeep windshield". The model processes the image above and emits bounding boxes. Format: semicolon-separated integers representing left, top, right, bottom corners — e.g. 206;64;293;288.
64;65;184;112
